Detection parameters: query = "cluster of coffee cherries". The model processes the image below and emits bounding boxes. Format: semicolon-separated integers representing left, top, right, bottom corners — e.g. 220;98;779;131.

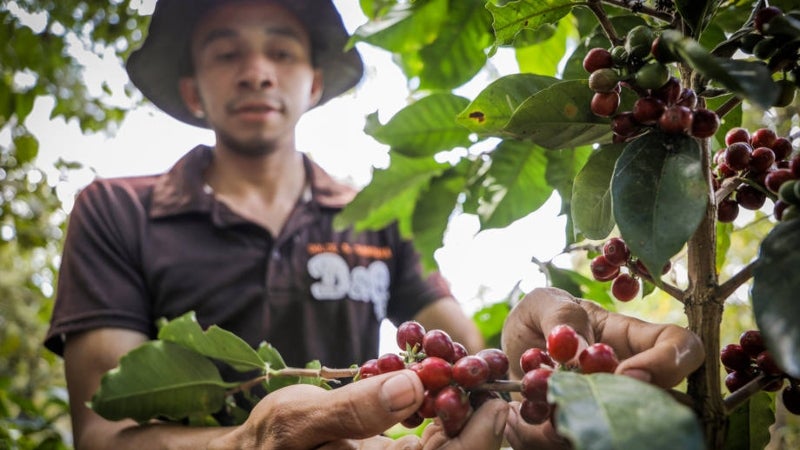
517;324;620;424
584;25;720;142
713;126;799;223
357;321;510;437
720;329;800;415
589;237;670;302
737;5;800;106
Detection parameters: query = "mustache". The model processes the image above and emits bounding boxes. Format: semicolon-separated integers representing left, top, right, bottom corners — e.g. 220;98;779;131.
226;96;283;113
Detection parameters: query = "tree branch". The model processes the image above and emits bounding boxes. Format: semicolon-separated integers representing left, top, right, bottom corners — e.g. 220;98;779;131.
723;373;783;414
588;0;624;46
601;0;675;23
717;260;756;301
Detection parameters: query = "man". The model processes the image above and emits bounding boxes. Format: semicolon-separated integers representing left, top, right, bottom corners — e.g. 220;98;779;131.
45;1;703;448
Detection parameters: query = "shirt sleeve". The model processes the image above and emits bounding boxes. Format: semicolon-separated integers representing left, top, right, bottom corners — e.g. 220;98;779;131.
385;233;454;325
44;179;154;356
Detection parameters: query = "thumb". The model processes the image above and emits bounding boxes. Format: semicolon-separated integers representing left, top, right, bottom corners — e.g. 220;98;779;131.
310;370;425;443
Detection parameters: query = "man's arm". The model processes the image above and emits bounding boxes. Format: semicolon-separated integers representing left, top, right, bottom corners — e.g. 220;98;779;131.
412;297;485;354
64;328;231;450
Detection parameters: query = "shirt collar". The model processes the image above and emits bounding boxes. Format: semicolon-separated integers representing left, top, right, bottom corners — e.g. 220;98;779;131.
150;145;358;219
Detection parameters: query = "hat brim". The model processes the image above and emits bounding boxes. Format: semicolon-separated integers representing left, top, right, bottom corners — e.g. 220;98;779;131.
126;0;364;128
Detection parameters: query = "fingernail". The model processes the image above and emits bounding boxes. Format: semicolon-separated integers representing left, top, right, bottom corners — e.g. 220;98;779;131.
380;373;417;412
622;368;652;383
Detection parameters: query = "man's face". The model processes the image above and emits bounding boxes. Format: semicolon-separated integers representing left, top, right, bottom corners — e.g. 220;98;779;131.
180;0;323;155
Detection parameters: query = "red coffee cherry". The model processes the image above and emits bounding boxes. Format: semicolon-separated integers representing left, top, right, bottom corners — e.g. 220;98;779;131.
410;356;453;392
452;355;490;388
423;329;456;362
690;108;720;139
579;343;619;374
435;385;472;438
755;6;783;34
520;347;555;373
520;367;553;402
611;272;640;302
632;96;666;126
725;368;758;393
452;342;469;362
736;185;767;210
652;76;681;105
720;343;752;372
756;351;784;377
783;383;800;415
519;399;552;425
583;47;614;73
418;390;438;418
401;412;424;429
771;137;793;161
547;324;580;365
377;353;406;374
717;197;740;223
749;147;776;173
476;348;510;381
725;127;750;146
396;320;426;352
590;254;621;281
611;111;643;138
751;128;777;149
591;91;621;117
740;330;766;358
602;237;630;267
725;142;753;171
358;358;380;379
658;105;693;134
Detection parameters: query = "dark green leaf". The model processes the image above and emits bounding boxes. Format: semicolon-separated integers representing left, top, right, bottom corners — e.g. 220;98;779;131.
366;93;472;157
612;132;707;279
456;73;559;135
674;0;716;37
503;80;615;149
723;392;775;450
752;218;800;378
90;341;233;422
334;152;449;234
475;139;552;230
572;144;625;240
549;372;704;450
157;312;264;372
12;134;39;165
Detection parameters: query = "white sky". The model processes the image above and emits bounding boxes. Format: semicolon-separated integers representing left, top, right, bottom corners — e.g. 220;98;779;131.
17;0;569;353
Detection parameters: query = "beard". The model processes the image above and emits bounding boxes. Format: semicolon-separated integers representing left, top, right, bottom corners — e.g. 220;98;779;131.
215;127;282;158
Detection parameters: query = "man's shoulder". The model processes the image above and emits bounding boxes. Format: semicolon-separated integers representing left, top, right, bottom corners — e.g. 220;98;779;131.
74;174;160;212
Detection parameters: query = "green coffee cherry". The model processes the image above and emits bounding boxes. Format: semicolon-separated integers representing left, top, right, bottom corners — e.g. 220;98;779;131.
626;25;655;59
774;79;796;107
634;63;670;90
779;179;799;204
589;68;620;93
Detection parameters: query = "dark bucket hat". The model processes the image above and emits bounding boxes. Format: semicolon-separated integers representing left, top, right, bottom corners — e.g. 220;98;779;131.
126;0;364;128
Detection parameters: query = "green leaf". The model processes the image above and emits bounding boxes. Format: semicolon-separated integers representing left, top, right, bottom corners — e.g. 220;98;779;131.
413;162;469;271
572;144;625;240
723;392;775;450
366;93;472;157
546;146;592;246
612;131;707;278
416;0;493;90
157;312;264;372
549;372;704;450
659;30;778;110
752;218;800;378
515;19;572;77
90;341;234;422
537;261;616;310
457;73;559;135
348;0;448;53
487;0;580;52
12;134;39;165
503;80;616;150
475;139;552;230
473;301;512;349
334;152;450;234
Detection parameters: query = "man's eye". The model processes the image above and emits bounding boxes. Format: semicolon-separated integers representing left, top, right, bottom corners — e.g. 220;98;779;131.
215;51;239;61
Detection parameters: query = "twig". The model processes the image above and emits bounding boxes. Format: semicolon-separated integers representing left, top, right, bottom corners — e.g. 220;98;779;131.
723;373;783;414
225;366;359;396
714;96;743;119
588;0;624;46
601;0;675;23
717;260;756;301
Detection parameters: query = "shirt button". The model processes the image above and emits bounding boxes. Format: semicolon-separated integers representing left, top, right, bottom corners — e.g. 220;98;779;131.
271;250;281;260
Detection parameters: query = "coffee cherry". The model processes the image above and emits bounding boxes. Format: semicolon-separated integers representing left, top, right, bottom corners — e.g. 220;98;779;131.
725;127;751;146
435;385;472;438
476;348;510;381
611;273;640;302
725;142;753;171
397;320;426;352
771;137;793;161
765;168;794;193
611;112;643;138
774;79;796;107
736;185;767;210
783;384;800;415
519;399;552;425
749;147;776;172
725;368;758;393
626;25;655;59
423;329;456;362
751;128;777;149
653;76;681;105
358;358;380;379
591;91;621;117
720;343;751;372
583;48;614;73
589;68;621;93
717;197;740;223
418;390;438;418
774;200;790;221
377;352;406;373
452;342;468;362
520;347;555;373
468;390;500;410
756;350;784;377
602;237;631;267
779;180;799;204
755;6;783;34
520;367;553;402
410;356;453;392
452;355;490;388
579;343;619;374
690;108;720;139
547;324;580;365
401;412;424;429
632;96;666;126
791;155;800;178
659;105;693;134
635;63;670;90
740;330;766;358
632;258;671;277
590;254;621;281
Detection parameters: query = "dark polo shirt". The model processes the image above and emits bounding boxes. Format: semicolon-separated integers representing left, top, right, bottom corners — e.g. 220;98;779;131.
45;145;451;370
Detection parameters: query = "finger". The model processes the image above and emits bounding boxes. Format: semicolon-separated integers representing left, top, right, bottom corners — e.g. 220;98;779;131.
421;399;508;450
502;288;595;378
613;324;705;388
504;402;571;450
313;370;425;443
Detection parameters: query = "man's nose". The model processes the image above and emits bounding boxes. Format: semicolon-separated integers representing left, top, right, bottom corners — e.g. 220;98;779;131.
238;54;275;90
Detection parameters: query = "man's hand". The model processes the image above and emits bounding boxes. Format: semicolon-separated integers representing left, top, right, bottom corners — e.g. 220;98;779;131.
209;369;509;450
501;287;705;449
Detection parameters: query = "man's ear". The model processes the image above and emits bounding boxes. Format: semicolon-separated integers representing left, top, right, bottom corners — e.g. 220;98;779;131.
307;69;324;110
178;77;205;118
